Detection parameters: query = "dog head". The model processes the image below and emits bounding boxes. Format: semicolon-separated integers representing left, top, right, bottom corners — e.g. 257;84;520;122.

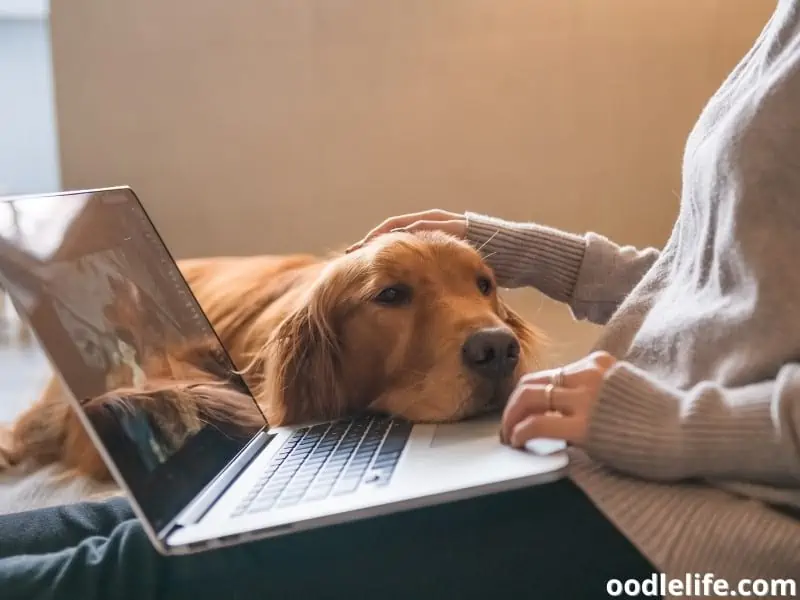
257;231;543;425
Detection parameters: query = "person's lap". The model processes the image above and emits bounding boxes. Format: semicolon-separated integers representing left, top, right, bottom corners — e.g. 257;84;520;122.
0;479;658;600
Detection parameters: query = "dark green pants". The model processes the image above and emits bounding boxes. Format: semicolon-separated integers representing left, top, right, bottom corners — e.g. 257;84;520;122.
0;479;658;600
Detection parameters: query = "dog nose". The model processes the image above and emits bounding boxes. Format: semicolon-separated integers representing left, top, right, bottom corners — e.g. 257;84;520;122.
462;328;520;380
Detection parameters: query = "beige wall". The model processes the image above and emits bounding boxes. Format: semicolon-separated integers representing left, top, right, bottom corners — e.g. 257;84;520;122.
50;0;773;362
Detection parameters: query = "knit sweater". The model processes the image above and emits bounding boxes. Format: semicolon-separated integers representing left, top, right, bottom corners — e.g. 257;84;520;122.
465;2;800;596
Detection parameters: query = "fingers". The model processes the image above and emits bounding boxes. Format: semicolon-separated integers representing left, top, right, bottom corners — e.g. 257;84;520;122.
590;350;617;369
346;211;439;252
500;352;616;449
519;366;573;387
509;414;585;448
519;366;587;390
391;219;466;236
345;209;463;253
500;384;581;443
519;351;616;388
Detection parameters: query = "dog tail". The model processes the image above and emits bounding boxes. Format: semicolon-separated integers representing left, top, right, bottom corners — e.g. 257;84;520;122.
0;388;75;472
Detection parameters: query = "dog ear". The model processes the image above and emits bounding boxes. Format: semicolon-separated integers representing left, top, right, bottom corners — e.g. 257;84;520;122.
260;277;351;425
497;296;546;371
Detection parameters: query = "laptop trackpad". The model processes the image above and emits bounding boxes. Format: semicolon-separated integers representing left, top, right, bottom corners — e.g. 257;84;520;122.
430;413;501;448
430;413;567;455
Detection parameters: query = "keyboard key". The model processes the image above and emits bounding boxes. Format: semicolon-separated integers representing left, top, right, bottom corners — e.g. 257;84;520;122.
332;478;362;495
373;453;400;467
277;490;304;503
340;471;366;484
249;499;277;512
348;461;371;472
291;475;317;488
286;431;307;443
303;488;332;502
314;475;340;487
285;482;309;492
378;438;409;455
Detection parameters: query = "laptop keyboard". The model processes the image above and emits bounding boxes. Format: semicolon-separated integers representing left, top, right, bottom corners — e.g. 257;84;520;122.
232;415;412;517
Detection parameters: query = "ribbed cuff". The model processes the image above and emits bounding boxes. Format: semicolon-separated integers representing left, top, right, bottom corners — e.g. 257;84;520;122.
587;361;798;485
586;362;686;481
464;212;587;302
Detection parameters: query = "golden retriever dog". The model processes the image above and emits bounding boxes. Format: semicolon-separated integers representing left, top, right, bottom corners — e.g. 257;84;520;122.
0;231;544;483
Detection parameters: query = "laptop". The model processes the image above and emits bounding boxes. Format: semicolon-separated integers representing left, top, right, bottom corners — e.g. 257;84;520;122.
0;186;568;555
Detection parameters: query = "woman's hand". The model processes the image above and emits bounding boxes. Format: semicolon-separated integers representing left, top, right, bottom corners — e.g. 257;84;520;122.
346;209;467;253
501;351;617;448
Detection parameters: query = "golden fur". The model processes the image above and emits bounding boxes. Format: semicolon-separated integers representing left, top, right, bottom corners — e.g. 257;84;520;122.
0;231;544;482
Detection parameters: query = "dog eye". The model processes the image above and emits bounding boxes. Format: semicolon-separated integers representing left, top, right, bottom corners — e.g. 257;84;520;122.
373;285;412;306
477;276;493;296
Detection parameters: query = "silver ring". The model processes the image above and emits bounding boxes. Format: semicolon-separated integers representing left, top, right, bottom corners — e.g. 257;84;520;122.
544;383;555;413
552;367;565;388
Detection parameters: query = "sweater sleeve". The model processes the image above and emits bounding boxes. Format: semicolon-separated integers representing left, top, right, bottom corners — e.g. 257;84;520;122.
586;361;800;488
465;212;661;325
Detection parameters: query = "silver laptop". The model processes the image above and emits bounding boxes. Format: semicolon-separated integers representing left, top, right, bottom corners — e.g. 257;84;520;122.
0;186;567;555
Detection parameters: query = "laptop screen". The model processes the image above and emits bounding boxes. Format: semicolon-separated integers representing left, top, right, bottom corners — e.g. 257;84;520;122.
0;187;267;533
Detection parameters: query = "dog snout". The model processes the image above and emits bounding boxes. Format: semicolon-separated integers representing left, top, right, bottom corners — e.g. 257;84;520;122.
461;327;520;380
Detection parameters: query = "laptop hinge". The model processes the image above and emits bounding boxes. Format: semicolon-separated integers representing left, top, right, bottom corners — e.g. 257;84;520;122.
166;431;273;533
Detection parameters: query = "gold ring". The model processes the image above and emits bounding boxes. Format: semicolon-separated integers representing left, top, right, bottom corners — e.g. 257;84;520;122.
544;383;555;413
552;367;565;388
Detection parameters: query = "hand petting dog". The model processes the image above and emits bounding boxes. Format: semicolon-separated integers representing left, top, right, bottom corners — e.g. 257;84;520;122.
500;351;617;449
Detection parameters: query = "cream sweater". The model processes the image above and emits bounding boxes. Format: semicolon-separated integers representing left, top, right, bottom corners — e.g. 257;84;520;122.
466;1;800;596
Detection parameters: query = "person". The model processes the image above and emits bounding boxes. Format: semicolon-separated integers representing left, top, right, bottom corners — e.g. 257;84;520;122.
345;0;800;589
3;2;800;599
